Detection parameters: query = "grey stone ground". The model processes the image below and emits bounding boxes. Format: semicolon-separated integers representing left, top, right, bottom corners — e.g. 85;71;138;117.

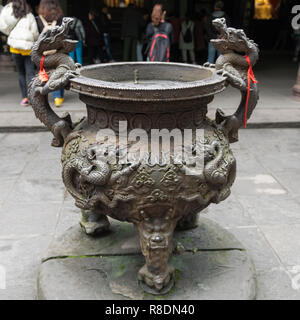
0;54;300;300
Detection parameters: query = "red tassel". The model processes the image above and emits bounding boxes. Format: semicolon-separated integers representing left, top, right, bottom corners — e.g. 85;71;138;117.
38;55;49;83
244;55;258;128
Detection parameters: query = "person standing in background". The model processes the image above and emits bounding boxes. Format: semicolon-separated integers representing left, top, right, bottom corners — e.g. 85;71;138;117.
85;10;105;64
68;16;85;66
179;13;196;64
36;0;65;107
121;3;145;61
145;2;173;62
205;0;230;64
169;12;181;62
146;2;173;45
136;9;149;61
0;0;39;106
194;10;207;65
273;0;290;52
100;5;114;62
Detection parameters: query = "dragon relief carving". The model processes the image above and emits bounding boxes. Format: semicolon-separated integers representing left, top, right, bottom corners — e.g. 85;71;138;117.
205;18;259;143
62;142;141;210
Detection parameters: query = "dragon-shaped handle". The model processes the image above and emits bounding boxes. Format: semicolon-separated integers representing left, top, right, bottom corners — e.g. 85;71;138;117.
206;18;259;143
28;17;80;147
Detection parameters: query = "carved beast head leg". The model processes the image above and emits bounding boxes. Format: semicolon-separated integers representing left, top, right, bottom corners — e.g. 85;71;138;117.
136;205;176;294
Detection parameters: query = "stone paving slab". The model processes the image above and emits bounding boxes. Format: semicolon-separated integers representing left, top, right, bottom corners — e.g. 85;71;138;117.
38;218;255;300
0;201;60;236
0;235;53;300
255;268;300;300
259;224;300;267
38;251;255;300
235;195;300;226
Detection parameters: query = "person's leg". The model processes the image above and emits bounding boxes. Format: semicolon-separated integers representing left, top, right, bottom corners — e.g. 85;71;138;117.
88;46;95;64
199;48;207;65
22;55;35;104
181;49;187;63
131;38;137;61
69;49;76;62
76;40;83;65
53;91;60;99
280;30;288;51
207;42;216;63
189;49;196;64
96;45;105;62
128;37;133;61
104;33;113;61
123;37;130;61
53;88;64;107
170;43;176;62
294;39;300;61
53;89;64;99
175;43;180;62
136;41;143;61
88;46;101;64
11;53;27;98
24;55;35;88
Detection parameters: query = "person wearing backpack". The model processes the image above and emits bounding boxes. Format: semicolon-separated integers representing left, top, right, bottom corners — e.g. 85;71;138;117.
0;0;39;106
179;13;196;64
145;3;173;62
67;16;86;66
36;0;65;107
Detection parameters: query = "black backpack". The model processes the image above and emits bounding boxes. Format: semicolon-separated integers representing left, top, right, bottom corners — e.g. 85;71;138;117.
67;18;78;40
183;25;192;43
147;31;170;62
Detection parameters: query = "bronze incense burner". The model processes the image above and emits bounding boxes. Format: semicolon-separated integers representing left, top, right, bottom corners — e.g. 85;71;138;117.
29;18;259;295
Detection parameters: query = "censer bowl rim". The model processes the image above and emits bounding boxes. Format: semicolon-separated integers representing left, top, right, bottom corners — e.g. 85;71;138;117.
70;62;227;101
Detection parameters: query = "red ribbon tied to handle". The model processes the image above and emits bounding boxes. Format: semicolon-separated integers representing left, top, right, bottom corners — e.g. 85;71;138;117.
244;55;258;128
39;55;49;83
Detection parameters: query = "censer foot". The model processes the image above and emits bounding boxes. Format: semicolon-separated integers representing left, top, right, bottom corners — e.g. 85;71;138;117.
138;264;175;295
176;212;199;231
80;210;110;236
136;205;177;295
